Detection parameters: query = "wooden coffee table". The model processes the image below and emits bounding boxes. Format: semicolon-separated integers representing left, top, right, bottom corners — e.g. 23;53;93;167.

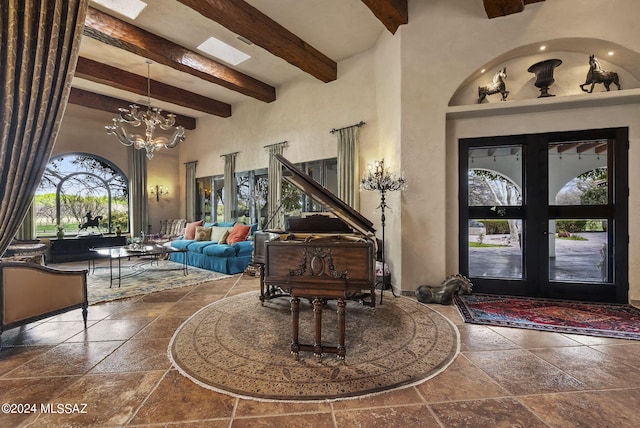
90;244;187;287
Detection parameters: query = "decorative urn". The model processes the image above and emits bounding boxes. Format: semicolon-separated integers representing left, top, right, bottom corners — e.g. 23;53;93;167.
528;58;562;98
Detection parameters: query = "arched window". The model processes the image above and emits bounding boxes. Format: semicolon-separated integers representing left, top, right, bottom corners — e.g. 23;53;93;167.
35;154;129;237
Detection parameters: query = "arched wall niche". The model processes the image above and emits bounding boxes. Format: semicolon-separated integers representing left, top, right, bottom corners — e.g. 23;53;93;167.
449;38;640;106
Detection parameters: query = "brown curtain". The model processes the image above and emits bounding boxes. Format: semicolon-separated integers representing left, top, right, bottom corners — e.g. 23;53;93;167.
0;0;88;257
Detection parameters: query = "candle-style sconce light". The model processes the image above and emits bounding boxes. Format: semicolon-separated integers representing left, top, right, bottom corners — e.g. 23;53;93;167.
149;184;169;201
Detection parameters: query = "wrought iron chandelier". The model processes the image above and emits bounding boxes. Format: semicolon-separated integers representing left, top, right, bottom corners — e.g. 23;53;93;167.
360;159;407;193
105;61;185;159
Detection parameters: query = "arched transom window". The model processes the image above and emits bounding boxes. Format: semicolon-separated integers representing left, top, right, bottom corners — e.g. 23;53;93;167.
35;154;129;237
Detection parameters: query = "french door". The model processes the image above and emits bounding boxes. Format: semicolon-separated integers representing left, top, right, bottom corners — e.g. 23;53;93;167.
459;128;628;303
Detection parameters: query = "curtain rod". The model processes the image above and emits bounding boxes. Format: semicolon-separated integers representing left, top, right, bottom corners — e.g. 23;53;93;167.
330;121;365;134
263;141;288;149
220;152;239;158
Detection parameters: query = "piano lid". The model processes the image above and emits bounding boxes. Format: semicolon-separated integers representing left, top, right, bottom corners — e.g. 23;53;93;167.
274;153;376;237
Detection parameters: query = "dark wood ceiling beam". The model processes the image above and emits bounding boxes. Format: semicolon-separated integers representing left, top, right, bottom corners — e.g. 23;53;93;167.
176;0;337;83
83;7;275;103
556;143;580;153
483;0;544;19
75;57;231;118
68;88;197;130
576;142;603;154
360;0;408;34
483;0;523;18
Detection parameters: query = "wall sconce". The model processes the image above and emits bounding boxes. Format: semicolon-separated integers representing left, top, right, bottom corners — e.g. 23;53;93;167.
149;184;169;201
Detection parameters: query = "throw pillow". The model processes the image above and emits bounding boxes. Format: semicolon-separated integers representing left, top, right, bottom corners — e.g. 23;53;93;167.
194;226;212;242
209;226;230;244
184;220;204;240
226;223;251;244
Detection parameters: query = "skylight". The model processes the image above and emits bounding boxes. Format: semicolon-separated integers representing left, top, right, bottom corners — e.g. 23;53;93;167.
197;37;251;66
91;0;147;20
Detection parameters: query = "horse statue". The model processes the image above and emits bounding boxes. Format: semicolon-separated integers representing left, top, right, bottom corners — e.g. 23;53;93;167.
580;55;621;93
415;274;473;305
79;211;103;231
478;67;509;103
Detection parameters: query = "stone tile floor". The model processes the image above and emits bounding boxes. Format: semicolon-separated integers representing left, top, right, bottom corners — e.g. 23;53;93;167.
1;274;640;427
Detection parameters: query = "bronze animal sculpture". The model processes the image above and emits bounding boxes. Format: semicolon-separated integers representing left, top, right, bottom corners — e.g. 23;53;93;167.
580;55;620;93
79;211;103;231
478;67;509;103
415;274;472;305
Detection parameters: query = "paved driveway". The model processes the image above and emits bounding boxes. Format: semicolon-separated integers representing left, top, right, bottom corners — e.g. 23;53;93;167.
469;232;607;282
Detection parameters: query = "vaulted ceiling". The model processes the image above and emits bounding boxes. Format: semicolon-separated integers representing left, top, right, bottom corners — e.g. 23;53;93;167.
71;0;408;129
71;0;543;129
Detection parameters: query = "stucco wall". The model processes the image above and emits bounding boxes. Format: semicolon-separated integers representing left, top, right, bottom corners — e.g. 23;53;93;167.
179;49;379;176
177;49;381;220
395;0;640;302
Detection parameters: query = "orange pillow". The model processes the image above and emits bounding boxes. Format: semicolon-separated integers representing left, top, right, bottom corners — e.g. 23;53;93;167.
183;220;204;240
226;223;251;244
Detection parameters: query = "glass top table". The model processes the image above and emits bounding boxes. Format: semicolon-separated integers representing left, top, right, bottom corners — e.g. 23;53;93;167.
90;244;187;288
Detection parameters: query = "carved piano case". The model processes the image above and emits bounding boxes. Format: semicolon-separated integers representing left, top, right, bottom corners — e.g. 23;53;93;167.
256;153;377;359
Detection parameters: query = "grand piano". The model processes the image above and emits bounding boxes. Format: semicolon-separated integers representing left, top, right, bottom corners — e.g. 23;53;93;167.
254;153;377;360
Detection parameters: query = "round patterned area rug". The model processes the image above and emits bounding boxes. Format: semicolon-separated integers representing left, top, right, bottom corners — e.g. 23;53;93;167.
169;291;459;402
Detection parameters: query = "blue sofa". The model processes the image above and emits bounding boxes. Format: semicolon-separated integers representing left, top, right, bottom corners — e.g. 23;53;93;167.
168;222;255;274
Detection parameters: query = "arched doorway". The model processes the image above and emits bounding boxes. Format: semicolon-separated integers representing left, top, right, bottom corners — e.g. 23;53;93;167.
459;128;628;303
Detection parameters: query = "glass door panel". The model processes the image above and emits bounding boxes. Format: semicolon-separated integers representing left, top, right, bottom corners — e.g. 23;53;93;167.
466;145;523;281
460;128;627;302
548;219;610;283
212;176;224;223
196;177;212;222
549;141;608;207
547;139;612;286
468;218;523;279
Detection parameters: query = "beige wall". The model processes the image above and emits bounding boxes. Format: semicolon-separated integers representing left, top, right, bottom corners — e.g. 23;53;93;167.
56;0;640;302
176;48;381;220
395;0;640;302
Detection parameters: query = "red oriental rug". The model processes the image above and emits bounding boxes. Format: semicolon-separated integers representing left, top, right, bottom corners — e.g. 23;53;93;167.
454;294;640;341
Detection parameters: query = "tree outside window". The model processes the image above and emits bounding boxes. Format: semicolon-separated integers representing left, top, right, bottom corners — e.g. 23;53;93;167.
35;154;129;237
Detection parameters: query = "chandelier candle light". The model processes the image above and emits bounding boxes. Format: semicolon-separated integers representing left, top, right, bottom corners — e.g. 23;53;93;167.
106;61;185;159
360;159;407;304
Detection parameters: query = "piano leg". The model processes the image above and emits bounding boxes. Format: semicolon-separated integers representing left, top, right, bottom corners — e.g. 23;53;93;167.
259;263;266;303
337;298;346;360
313;297;323;359
290;296;300;360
